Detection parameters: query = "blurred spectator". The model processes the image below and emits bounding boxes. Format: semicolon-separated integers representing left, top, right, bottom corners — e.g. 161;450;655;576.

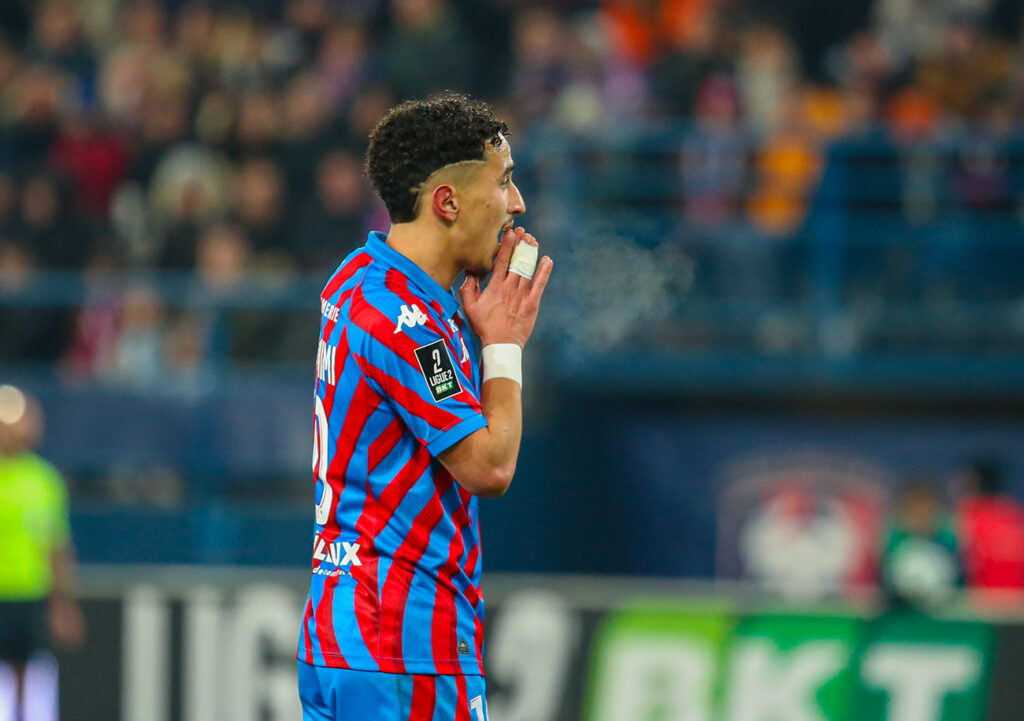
735;22;798;135
0;384;86;719
100;284;166;388
172;1;217;76
648;4;729;119
0;241;70;364
99;0;188;129
885;84;940;141
213;10;296;93
64;250;121;380
148;143;234;268
953;119;1013;214
746;87;823;238
916;14;1013;123
955;458;1024;602
344;83;397;147
16;170;90;267
381;0;475;99
828;29;900;106
282;0;331;60
599;0;715;67
49;111;128;220
232;156;289;264
163;313;214;396
315;20;371;110
5;64;66;175
196;222;250;292
234;90;282;159
509;8;573;126
679;73;747;228
881;482;961;608
126;86;189;188
874;0;996;67
538;10;651;132
279;72;335;200
800;85;849;140
160;223;252;395
292;149;371;270
26;1;97;109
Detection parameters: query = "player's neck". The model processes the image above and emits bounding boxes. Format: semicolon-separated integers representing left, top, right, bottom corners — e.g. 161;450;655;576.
385;222;460;290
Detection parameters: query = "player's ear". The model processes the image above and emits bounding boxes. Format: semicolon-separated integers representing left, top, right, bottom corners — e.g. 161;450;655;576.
431;184;458;224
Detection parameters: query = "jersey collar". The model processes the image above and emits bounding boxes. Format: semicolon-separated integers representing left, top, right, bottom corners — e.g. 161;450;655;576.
366;231;460;317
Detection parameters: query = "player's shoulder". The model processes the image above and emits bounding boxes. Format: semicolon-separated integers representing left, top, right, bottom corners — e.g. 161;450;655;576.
348;264;433;330
321;248;375;302
18;452;64;490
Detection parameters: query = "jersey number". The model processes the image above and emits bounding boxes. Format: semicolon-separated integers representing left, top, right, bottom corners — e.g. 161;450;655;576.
470;696;487;721
313;395;332;525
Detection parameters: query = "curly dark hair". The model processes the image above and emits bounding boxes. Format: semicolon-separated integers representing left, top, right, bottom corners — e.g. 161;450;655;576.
365;92;509;223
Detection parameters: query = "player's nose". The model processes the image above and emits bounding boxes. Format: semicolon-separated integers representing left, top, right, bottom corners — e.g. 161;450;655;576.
508;180;525;215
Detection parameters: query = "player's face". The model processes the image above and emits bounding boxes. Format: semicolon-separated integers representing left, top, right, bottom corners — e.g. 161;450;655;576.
457;137;525;275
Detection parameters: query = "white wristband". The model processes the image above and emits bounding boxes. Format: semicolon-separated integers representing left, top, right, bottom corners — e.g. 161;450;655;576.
482;344;523;386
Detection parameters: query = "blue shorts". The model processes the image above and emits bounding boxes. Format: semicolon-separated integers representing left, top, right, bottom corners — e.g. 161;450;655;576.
297;662;488;721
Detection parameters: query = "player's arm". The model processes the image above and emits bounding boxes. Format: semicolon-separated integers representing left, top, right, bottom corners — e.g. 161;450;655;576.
439;229;552;498
438;378;521;498
49;542;86;647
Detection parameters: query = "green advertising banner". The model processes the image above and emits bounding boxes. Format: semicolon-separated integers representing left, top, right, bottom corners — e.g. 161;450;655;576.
585;602;736;721
853;611;993;721
579;601;1002;721
723;610;863;721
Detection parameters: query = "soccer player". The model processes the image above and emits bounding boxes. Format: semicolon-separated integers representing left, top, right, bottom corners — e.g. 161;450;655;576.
296;93;552;721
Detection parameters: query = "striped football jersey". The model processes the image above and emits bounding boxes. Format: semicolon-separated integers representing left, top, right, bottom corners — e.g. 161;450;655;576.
298;231;487;676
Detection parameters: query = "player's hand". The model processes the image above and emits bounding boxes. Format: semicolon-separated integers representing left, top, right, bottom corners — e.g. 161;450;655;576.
461;227;553;348
49;594;86;649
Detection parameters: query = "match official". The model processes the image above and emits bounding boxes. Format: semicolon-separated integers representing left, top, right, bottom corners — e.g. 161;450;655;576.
0;385;85;720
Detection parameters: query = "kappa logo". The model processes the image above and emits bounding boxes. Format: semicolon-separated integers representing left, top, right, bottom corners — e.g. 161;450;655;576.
394;304;429;334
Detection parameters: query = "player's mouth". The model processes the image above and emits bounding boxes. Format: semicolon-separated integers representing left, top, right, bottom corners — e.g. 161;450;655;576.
495;220;515;247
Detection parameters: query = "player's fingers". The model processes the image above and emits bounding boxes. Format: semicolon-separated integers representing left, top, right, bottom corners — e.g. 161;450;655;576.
521;232;538;246
505;261;530;289
493;229;517;276
461;273;481;304
528;256;553;301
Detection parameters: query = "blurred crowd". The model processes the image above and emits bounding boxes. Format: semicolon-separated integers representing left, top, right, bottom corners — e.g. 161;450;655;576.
1;0;1024;379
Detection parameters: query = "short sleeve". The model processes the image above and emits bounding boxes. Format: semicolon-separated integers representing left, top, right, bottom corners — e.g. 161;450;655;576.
28;459;70;550
45;465;71;549
350;292;485;458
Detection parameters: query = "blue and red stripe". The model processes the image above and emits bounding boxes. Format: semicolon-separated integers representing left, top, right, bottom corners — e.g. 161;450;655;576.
299;232;488;677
